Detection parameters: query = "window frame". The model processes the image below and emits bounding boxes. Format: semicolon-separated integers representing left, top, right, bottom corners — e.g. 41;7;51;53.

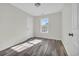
40;18;48;33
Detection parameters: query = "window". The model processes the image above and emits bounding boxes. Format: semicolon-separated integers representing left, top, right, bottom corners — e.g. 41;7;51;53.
40;18;48;33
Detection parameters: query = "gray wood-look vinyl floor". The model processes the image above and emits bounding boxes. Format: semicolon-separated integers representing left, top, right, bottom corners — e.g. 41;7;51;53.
0;38;67;56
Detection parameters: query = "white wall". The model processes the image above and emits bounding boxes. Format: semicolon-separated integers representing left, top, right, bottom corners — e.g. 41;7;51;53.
0;4;33;51
78;4;79;39
34;12;62;40
62;4;79;56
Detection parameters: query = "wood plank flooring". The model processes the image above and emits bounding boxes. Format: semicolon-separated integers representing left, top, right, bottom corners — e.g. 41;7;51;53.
0;38;67;56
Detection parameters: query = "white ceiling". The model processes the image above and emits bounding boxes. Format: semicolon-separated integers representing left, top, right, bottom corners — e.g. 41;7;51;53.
11;3;64;16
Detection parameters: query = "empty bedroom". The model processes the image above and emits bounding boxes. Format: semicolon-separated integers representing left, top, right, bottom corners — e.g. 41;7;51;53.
0;3;79;56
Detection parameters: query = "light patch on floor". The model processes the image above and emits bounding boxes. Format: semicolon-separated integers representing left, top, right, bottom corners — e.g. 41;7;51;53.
28;39;42;44
11;39;42;52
